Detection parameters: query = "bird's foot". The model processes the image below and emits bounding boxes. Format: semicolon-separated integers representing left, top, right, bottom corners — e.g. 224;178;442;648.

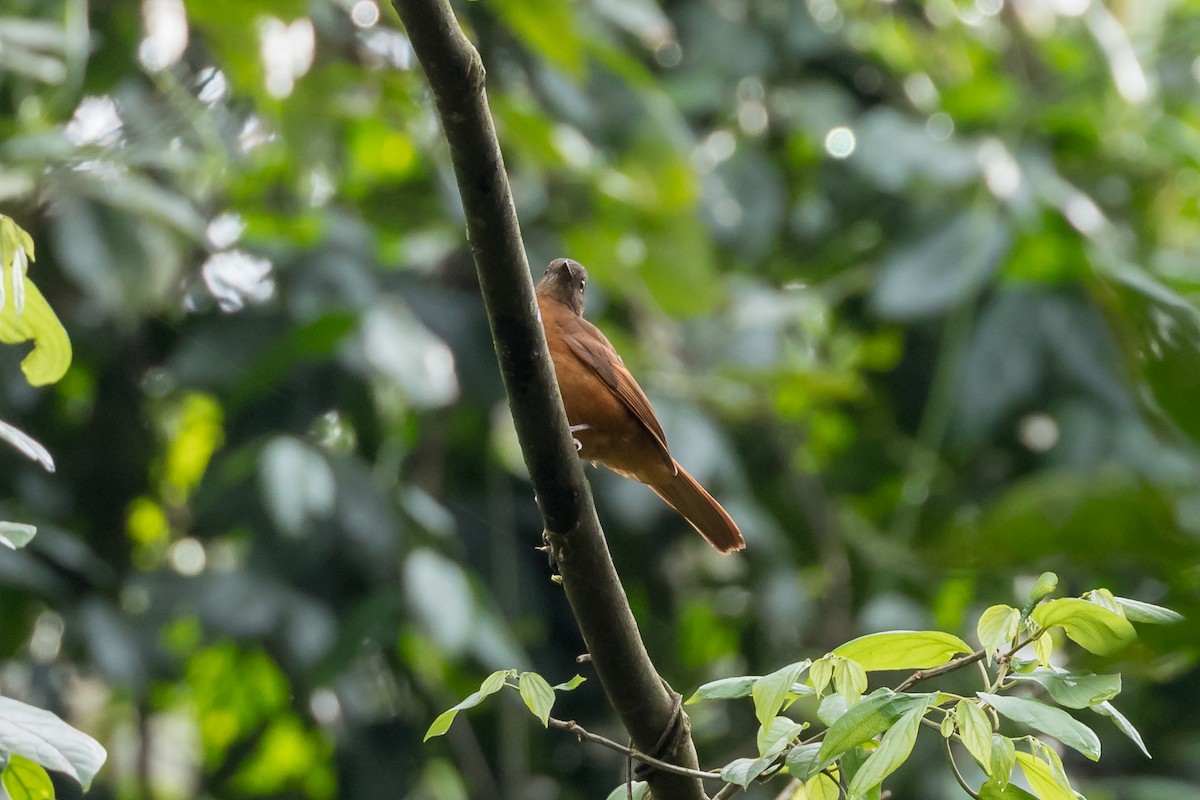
568;423;589;452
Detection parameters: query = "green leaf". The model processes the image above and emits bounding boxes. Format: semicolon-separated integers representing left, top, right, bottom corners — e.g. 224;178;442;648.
977;606;1020;663
810;656;834;696
846;703;926;797
1009;671;1121;708
979;780;1038;800
0;696;107;790
1025;572;1060;608
834;656;868;705
753;661;811;727
758;716;806;758
1030;597;1136;655
1114;596;1184;624
0;521;38;550
833;630;973;671
720;755;774;788
552;675;587;692
687;675;759;703
1014;752;1075;800
956;700;994;775
604;781;649;800
1032;631;1053;668
784;743;824;781
806;772;840;800
977;692;1101;760
818;689;927;763
424;669;514;741
518;672;556;727
1093;700;1151;758
1;754;55;800
991;735;1016;789
0;276;72;387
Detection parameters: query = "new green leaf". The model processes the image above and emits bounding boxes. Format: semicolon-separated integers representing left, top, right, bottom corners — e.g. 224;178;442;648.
807;773;840;800
977;605;1020;662
1;754;55;800
753;660;810;727
1014;752;1075;800
518;671;555;727
1030;597;1136;655
1115;597;1183;624
424;669;513;741
818;689;927;763
833;630;972;671
956;700;993;774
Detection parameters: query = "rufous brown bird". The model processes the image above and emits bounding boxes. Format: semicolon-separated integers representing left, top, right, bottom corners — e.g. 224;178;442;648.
536;257;745;553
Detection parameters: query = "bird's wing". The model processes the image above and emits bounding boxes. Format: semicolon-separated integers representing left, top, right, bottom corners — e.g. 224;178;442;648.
564;317;675;473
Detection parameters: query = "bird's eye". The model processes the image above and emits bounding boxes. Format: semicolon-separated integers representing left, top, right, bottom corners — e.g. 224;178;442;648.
579;280;585;290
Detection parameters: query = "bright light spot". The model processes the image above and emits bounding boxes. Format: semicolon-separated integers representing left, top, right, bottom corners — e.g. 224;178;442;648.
977;138;1021;199
712;195;744;228
736;76;765;102
1086;5;1148;103
30;611;64;663
807;0;842;31
903;73;939;110
238;115;274;152
169;537;207;576
310;688;342;724
139;0;189;71
259;16;315;98
926;112;954;141
196;67;228;105
201;251;276;312
1052;0;1090;17
738;101;769;135
350;0;380;28
359;29;412;69
206;213;244;249
976;0;1004;16
617;235;646;266
552;125;594;169
705;130;737;163
1063;191;1105;236
66;96;123;147
654;41;682;68
1018;413;1059;453
824;126;856;159
307;169;335;207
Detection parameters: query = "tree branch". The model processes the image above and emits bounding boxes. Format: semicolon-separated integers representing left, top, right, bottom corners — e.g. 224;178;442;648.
390;2;708;797
548;717;722;782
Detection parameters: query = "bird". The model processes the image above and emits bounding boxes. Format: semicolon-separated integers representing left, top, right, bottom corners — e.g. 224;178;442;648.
535;257;745;553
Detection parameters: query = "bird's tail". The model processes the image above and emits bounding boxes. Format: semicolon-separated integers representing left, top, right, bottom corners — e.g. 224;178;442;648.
650;461;745;553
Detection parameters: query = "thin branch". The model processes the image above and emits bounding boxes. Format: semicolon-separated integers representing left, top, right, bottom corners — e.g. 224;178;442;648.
944;738;982;800
548;717;722;782
390;2;708;798
895;650;987;692
712;783;742;800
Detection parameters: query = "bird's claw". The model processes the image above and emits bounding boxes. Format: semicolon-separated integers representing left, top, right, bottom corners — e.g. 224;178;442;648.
568;423;589;452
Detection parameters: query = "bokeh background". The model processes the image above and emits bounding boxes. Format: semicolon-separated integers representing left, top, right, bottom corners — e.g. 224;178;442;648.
1;0;1199;798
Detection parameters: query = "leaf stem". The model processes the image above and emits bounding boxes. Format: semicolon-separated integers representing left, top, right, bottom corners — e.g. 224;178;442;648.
944;737;982;800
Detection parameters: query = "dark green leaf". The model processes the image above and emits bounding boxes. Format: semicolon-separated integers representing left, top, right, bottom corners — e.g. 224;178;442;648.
687;675;759;704
753;661;811;727
846;703;927;796
1009;671;1121;708
977;693;1101;760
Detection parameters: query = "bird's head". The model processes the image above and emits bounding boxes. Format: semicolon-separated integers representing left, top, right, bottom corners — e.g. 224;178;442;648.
537;257;588;316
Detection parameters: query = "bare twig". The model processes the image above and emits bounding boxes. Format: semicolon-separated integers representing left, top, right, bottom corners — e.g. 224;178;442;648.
390;2;708;797
548;718;722;782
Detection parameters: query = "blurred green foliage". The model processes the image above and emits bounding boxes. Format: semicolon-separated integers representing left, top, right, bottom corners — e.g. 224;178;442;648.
1;0;1199;798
